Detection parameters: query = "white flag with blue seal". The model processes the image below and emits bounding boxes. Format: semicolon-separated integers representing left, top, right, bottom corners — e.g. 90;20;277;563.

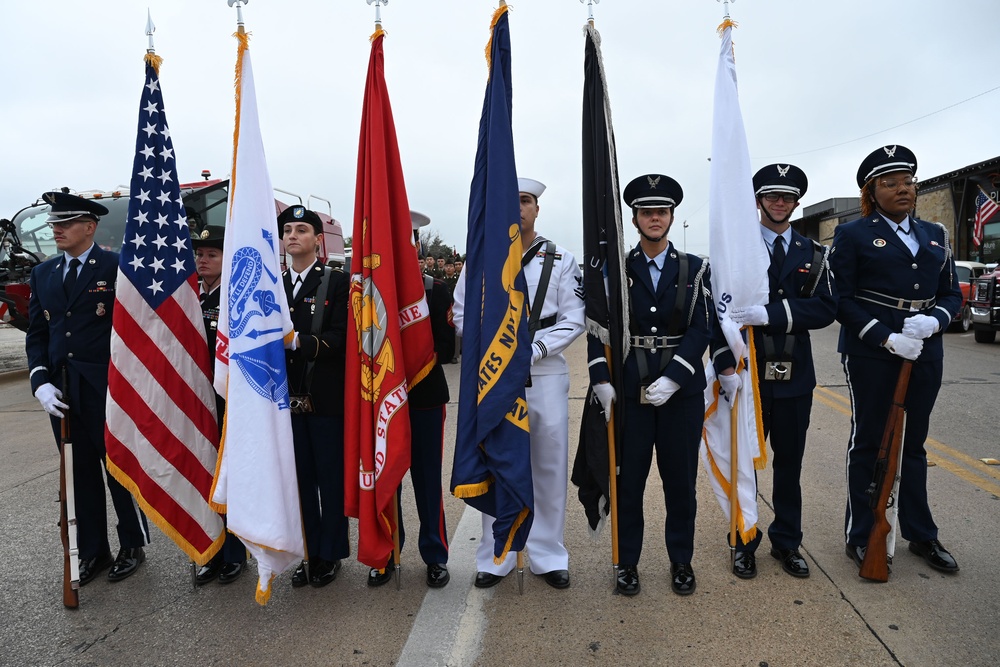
211;31;302;605
700;18;769;545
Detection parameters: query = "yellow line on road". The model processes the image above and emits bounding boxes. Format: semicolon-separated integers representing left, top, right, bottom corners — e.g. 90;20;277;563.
814;384;1000;497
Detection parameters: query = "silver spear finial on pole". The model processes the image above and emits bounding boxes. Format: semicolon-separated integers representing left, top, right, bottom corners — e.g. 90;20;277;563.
145;9;156;54
579;0;600;27
366;0;389;30
228;0;250;33
717;0;735;19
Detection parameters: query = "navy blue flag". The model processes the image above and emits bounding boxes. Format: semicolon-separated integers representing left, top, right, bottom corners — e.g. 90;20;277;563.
451;5;533;562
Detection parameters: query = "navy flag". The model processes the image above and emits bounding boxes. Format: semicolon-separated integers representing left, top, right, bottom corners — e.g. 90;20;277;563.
571;24;628;530
450;5;533;562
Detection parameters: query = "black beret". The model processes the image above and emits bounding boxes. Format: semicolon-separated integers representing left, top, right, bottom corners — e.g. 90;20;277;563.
623;174;683;209
42;191;108;224
753;164;808;198
277;205;322;235
856;145;917;188
192;225;225;250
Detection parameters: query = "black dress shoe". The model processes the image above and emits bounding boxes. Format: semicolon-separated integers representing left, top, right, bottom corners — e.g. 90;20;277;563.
195;556;222;586
846;544;891;574
426;563;450;588
543;569;570;589
474;571;505;589
732;551;757;579
79;551;114;587
368;560;394;588
218;561;246;585
291;561;309;588
670;562;696;596
107;547;145;582
616;565;640;596
770;547;810;578
908;539;959;573
310;559;342;588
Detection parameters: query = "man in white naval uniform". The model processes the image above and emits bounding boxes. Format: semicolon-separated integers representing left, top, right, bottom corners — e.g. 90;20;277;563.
454;177;585;589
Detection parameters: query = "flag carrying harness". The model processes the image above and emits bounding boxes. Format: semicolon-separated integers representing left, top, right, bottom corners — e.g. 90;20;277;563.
523;238;558;333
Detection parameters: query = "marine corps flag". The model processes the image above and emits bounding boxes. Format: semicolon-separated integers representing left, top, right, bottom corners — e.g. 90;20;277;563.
451;5;534;562
571;23;628;529
344;28;436;570
700;18;768;544
211;31;302;605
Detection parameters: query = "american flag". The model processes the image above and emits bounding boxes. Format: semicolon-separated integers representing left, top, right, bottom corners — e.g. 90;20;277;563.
105;55;224;565
973;187;998;248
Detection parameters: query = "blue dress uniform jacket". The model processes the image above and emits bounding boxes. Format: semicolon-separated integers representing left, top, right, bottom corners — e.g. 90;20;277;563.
587;242;711;566
830;214;961;547
588;244;711;396
26;245;149;559
830;214;960;360
713;230;837;399
27;246;118;397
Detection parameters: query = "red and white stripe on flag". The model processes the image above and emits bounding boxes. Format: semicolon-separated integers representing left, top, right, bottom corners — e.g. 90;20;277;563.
973;187;998;247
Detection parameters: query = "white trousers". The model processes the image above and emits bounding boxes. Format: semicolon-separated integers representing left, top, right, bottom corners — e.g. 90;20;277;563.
476;373;570;575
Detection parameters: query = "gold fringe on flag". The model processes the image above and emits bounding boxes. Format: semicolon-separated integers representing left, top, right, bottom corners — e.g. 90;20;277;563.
716;17;738;36
485;3;510;69
228;31;251;211
144;52;163;75
494;506;530;565
453;477;493;498
747;326;769;470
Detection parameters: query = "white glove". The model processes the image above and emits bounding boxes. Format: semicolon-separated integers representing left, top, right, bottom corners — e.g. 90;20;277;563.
593;383;616;423
530;343;543;365
645;377;680;407
902;314;939;340
718;370;741;409
35;382;68;418
730;305;769;327
883;333;923;361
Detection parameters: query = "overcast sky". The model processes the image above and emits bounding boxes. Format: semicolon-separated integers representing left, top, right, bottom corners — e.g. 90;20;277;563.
2;1;997;260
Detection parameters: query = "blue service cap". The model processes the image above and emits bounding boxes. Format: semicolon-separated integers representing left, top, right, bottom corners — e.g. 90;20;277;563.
623;174;683;209
857;145;917;188
42;191;108;224
753;164;808;198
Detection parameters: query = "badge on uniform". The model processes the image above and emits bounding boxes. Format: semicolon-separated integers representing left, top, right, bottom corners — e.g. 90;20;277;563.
44;310;50;321
873;239;887;248
96;302;106;317
88;258;96;265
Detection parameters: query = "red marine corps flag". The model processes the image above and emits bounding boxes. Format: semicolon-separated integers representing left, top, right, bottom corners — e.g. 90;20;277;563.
344;26;436;570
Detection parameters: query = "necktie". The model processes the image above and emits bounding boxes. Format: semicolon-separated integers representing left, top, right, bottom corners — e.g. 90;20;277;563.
896;225;910;236
63;258;81;297
771;236;785;274
648;259;659;291
292;275;303;299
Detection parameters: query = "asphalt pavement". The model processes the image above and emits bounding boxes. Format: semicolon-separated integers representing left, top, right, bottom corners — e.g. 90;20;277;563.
0;323;997;667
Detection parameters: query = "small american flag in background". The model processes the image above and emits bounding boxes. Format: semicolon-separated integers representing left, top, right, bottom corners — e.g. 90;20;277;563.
973;187;998;248
105;55;224;565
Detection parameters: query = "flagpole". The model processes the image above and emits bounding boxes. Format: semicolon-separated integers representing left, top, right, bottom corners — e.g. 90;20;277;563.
366;0;388;31
392;489;402;590
228;0;249;35
729;385;739;564
579;0;600;27
604;346;620;586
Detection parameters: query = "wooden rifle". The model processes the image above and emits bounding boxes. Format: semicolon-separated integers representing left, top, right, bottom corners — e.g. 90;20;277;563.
859;360;912;582
59;367;80;608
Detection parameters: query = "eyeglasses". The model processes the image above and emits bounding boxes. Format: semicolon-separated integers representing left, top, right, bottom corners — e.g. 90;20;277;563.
877;177;918;190
762;193;798;204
